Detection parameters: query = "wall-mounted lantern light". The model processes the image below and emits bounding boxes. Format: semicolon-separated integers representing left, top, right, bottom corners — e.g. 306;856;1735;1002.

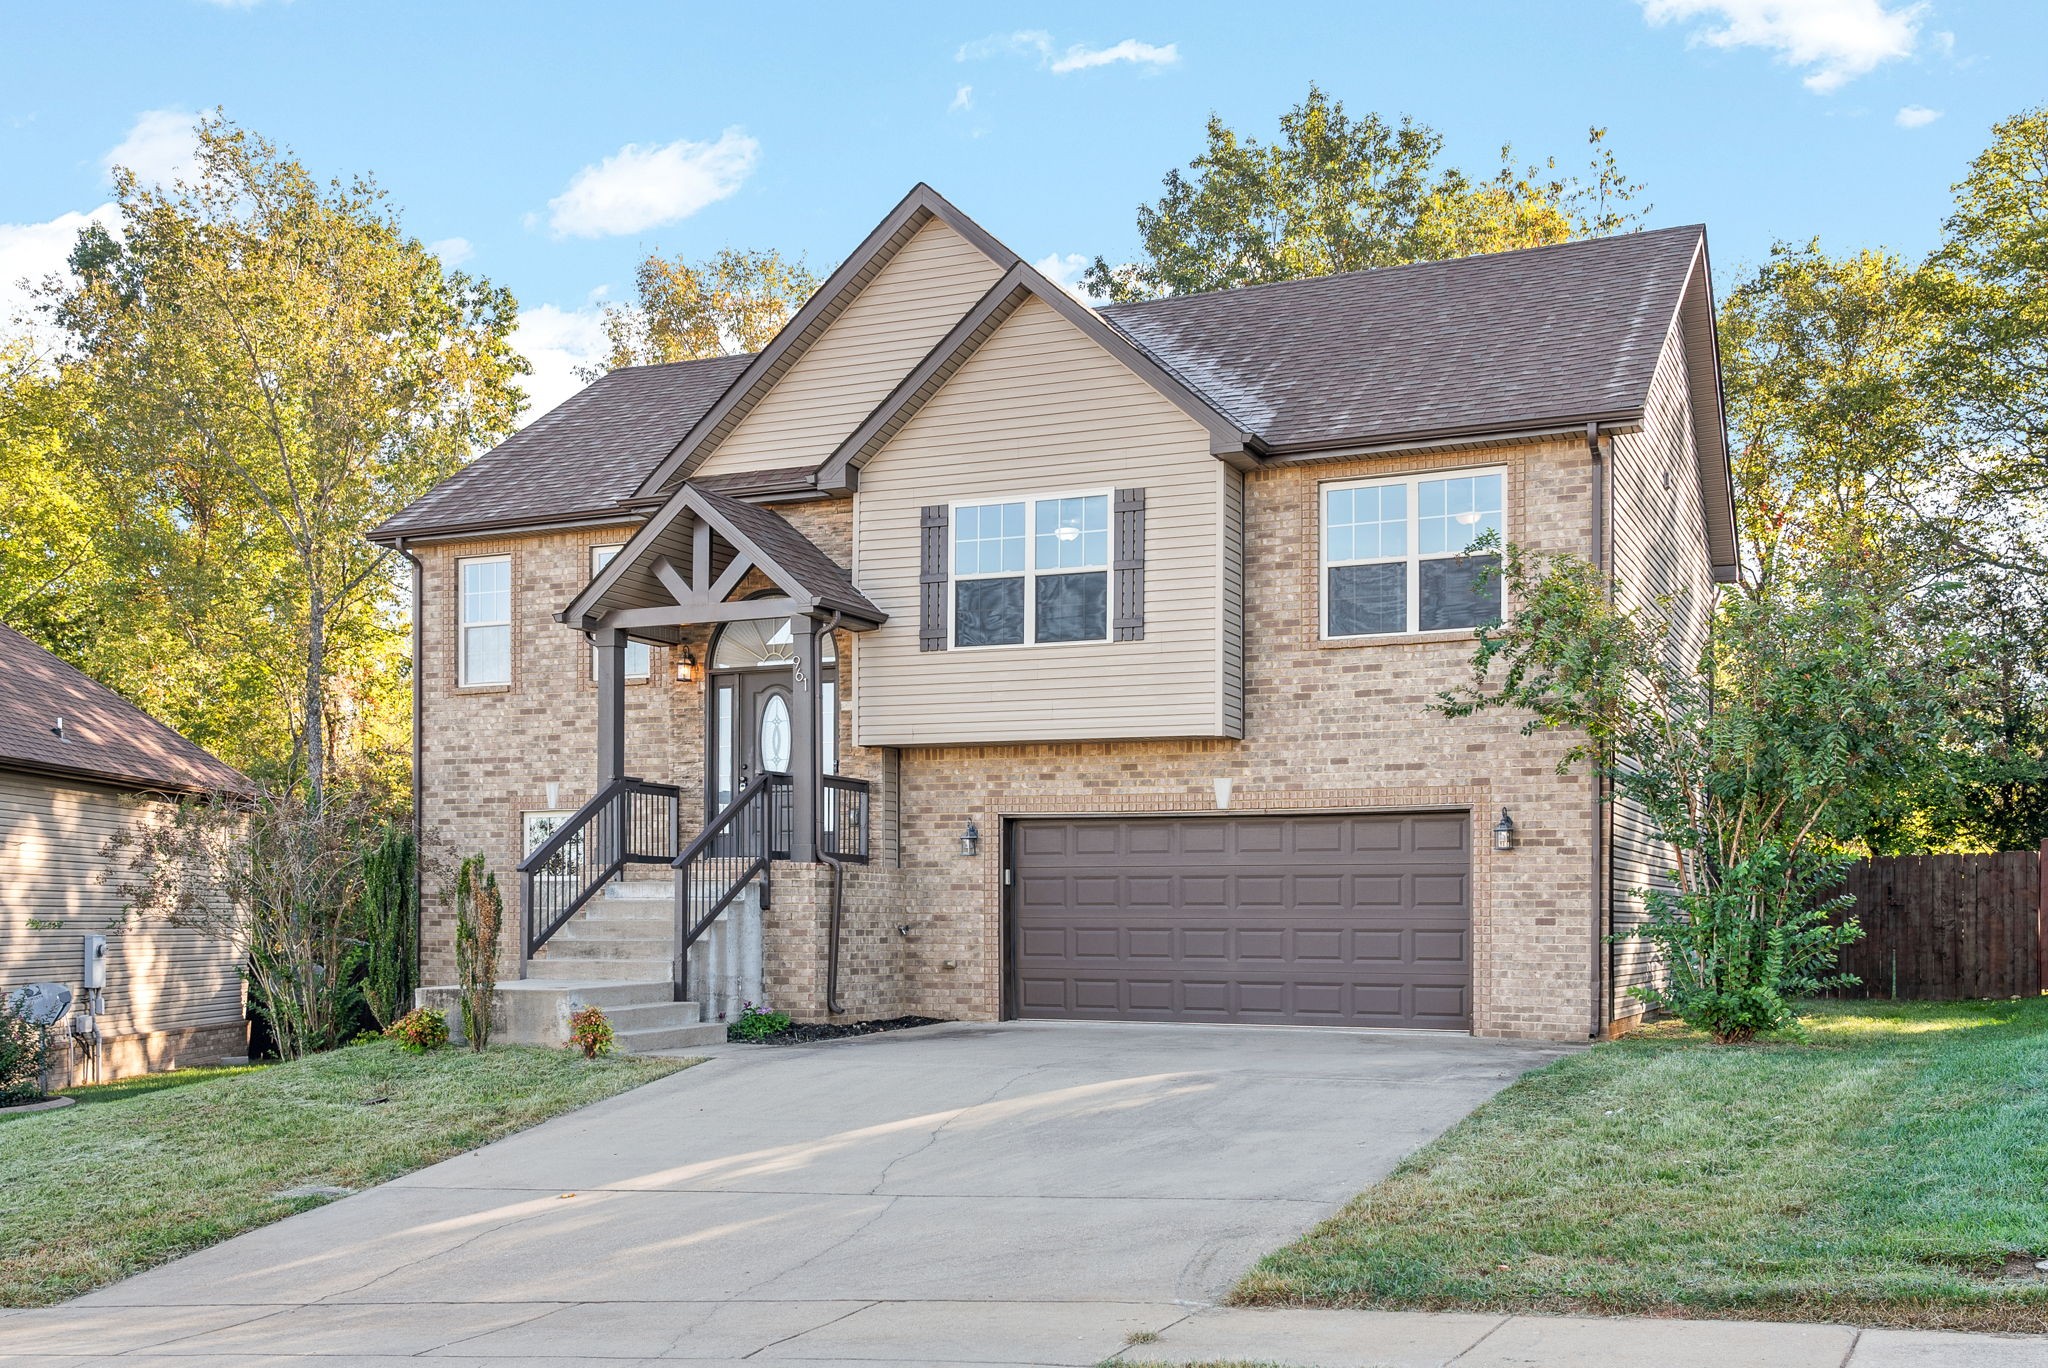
1492;808;1516;851
675;648;699;684
960;822;980;858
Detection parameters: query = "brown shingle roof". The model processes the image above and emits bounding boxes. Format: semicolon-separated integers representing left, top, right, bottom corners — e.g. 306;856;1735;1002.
1100;225;1706;453
0;624;248;796
370;354;752;542
376;225;1712;540
694;488;885;623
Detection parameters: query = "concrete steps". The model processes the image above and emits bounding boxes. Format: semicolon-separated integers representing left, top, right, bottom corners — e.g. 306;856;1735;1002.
414;977;725;1052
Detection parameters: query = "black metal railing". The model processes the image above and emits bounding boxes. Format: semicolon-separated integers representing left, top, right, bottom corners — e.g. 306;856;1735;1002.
672;771;793;999
517;777;680;962
821;775;871;863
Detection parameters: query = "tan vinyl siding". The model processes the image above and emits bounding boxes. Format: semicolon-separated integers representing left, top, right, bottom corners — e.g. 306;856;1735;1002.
1220;469;1247;738
0;771;243;1040
1607;316;1720;1012
692;221;1006;478
853;295;1232;745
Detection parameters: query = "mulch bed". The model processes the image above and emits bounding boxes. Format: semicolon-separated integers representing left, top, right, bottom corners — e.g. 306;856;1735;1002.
745;1016;947;1045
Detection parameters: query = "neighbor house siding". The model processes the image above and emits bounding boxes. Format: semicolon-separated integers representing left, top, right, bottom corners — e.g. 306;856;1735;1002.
852;295;1235;745
690;221;1006;479
0;771;244;1081
1606;315;1720;1017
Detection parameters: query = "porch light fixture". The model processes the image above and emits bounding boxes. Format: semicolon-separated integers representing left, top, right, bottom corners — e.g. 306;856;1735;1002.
675;648;698;684
1492;808;1516;851
960;822;980;858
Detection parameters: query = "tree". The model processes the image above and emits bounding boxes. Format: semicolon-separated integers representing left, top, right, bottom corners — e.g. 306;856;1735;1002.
1440;542;1974;1040
48;113;526;804
1083;84;1645;301
582;246;819;377
0;343;102;652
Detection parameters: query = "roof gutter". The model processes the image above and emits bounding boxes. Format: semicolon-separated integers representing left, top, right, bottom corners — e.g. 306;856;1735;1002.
1255;413;1645;466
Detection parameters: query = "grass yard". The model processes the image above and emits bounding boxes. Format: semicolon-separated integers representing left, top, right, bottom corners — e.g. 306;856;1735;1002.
1240;998;2048;1333
0;1040;690;1307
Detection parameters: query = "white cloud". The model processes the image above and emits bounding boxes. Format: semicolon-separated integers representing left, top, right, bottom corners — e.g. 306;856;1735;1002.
1894;103;1942;127
0;204;117;335
102;109;200;187
1032;252;1095;305
510;302;608;424
545;129;758;239
950;84;974;113
1638;0;1925;92
956;29;1179;74
428;236;474;265
1050;39;1179;73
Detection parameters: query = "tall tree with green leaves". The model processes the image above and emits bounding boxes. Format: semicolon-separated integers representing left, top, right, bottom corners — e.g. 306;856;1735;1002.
1083;84;1646;301
582;246;819;377
48;114;527;803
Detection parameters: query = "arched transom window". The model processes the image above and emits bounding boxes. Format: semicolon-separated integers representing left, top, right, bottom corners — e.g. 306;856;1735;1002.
710;617;837;670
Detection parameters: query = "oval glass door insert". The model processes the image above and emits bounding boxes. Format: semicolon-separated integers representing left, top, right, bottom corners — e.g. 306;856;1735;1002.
760;694;792;773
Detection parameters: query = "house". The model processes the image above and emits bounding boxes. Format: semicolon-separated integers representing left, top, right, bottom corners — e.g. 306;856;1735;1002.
0;623;250;1082
372;185;1732;1046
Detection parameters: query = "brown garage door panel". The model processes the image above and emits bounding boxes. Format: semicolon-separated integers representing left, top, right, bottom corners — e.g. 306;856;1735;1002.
1012;814;1472;1030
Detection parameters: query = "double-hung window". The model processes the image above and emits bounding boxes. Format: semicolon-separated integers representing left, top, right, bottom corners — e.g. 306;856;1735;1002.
457;555;511;685
1323;469;1505;638
952;492;1111;648
589;547;652;680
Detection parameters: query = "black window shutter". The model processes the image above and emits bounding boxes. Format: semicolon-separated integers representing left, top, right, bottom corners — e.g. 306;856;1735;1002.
1113;488;1146;642
919;505;949;652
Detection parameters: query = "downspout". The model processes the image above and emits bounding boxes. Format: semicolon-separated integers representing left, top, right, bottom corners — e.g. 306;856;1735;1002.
817;610;848;1015
395;537;426;1006
1586;423;1610;1040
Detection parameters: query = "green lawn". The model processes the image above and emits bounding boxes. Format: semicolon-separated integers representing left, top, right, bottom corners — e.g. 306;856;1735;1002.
1239;998;2048;1333
0;1040;690;1306
57;1061;269;1105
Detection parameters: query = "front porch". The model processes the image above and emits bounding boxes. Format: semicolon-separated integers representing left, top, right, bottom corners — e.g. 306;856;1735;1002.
493;484;894;1043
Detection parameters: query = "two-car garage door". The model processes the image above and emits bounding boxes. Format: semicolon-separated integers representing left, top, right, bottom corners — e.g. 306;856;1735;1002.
1010;812;1472;1030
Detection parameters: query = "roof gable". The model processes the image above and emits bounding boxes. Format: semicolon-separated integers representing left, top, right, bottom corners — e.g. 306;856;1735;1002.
816;262;1257;492
631;184;1022;499
0;624;248;796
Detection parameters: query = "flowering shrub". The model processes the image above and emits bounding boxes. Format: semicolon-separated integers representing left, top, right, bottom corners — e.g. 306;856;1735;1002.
384;1007;448;1053
728;1002;793;1043
568;1005;614;1059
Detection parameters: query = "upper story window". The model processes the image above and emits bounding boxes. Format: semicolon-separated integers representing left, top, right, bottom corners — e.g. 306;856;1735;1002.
953;492;1110;648
1323;469;1505;638
458;555;511;685
590;547;652;680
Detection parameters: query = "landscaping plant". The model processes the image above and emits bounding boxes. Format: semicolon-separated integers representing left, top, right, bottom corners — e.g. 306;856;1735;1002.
1441;543;1973;1042
113;787;378;1059
453;854;503;1051
728;1002;793;1042
359;823;418;1031
383;1007;447;1053
0;992;52;1107
568;1005;613;1059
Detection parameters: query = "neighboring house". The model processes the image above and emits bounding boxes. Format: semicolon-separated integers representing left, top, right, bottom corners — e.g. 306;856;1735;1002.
373;184;1732;1045
0;624;250;1083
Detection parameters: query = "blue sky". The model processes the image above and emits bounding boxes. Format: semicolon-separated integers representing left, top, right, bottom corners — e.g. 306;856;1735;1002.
3;0;2042;420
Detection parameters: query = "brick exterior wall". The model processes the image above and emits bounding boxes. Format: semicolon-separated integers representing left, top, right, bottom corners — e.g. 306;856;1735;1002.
413;436;1604;1040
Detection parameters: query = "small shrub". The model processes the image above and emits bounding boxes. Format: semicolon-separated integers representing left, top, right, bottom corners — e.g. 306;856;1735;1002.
0;993;52;1106
359;824;419;1031
728;1001;793;1043
568;1005;614;1059
384;1007;448;1053
454;854;503;1051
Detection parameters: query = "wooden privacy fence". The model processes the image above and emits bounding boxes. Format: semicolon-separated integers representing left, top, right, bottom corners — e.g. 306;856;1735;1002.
1826;846;2046;1001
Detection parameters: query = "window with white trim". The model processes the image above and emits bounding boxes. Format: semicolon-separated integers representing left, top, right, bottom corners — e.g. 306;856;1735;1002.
457;555;511;685
1322;469;1505;638
952;492;1111;648
590;547;652;680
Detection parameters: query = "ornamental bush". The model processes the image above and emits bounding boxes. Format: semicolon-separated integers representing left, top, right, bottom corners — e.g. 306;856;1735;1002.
568;1005;614;1059
384;1007;448;1053
728;1002;793;1043
0;993;52;1106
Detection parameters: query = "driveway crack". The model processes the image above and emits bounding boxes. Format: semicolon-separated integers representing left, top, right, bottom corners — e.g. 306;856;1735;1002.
868;1061;1054;1196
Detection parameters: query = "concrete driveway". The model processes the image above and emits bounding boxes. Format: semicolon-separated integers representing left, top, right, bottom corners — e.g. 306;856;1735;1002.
1;1021;1570;1365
